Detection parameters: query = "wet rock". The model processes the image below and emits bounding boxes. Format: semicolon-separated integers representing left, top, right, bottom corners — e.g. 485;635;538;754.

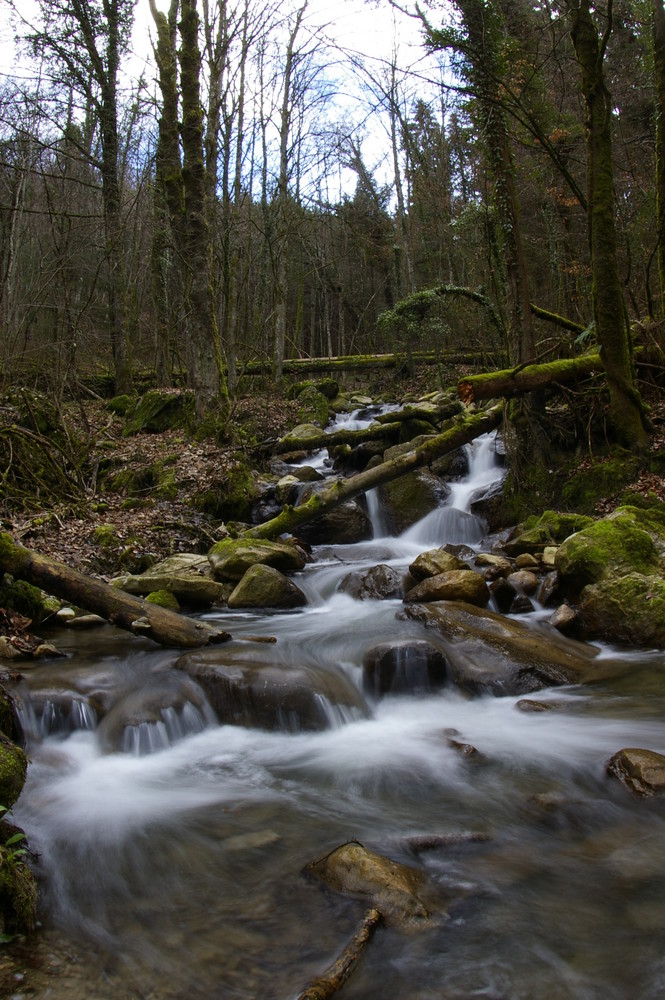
66;613;107;629
208;538;308;582
474;553;512;580
542;546;558;570
339;564;405;601
275;475;300;503
97;674;213;753
576;574;665;647
607;748;665;797
409;548;467;580
508;593;535;615
377;469;447;535
402;601;600;696
536;570;560;606
295;498;372;545
304;841;443;930
362;639;448;695
504;511;593;556
447;737;482;758
516;699;564;712
549;603;577;634
506;569;539;595
489;576;517;614
114;553;227;607
276;423;323;450
175;648;369;731
227;564;308;609
515;553;539;570
405;570;489;607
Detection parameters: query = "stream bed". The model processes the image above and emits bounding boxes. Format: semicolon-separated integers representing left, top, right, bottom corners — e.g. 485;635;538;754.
5;429;665;999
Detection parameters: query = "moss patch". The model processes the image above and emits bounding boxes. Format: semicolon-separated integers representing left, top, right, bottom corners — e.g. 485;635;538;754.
578;573;665;647
145;589;180;611
192;462;256;522
0;576;45;623
123;391;194;437
296;385;330;428
556;509;661;590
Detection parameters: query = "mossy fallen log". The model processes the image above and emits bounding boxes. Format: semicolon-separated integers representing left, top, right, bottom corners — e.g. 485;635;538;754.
275;420;402;454
0;534;231;649
245;405;503;540
457;354;603;406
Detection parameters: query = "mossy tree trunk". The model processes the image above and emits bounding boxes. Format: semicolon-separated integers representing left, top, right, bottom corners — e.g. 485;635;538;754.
654;0;665;315
179;0;229;420
567;0;650;451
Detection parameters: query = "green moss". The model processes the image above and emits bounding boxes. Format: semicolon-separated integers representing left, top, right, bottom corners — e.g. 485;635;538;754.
0;688;15;739
192;462;256;521
107;393;137;416
0;821;37;935
0;742;26;809
145;589;180;610
296;385;330;428
120;498;154;511
0;576;45;622
123;390;194;437
561;454;642;512
556;511;660;590
93;523;118;549
579;573;665;647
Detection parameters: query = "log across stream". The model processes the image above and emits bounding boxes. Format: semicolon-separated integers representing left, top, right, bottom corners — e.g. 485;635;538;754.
5;419;665;999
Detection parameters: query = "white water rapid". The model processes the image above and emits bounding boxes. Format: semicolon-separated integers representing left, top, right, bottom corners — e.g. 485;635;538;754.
7;413;665;1000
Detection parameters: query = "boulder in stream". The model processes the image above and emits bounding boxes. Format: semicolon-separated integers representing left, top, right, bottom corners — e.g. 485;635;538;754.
339;564;405;600
304;840;444;930
576;573;665;647
404;569;490;607
227;564;308;609
175;647;369;731
409;547;467;580
208;537;308;582
607;748;665;797
113;553;227;607
402;600;601;695
362;639;448;696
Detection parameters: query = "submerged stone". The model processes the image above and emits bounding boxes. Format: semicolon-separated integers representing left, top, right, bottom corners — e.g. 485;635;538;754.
304;841;444;930
607;748;665;797
175;647;369;731
362;639;448;696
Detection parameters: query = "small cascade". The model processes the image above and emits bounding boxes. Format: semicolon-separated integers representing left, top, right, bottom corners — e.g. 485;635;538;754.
365;487;387;537
120;702;212;756
403;431;505;548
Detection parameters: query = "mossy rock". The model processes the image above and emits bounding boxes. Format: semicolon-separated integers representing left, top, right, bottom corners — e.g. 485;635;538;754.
378;470;446;535
0;827;37;935
208;538;307;581
192;463;257;522
107;394;137;416
0;575;45;623
577;573;665;647
227;564;307;609
145;589;180;611
93;523;119;549
296;385;329;428
287;378;339;401
277;423;323;450
6;389;58;434
556;507;663;591
123;390;194;436
399;418;437;443
0;739;27;809
506;511;594;555
561;453;642;512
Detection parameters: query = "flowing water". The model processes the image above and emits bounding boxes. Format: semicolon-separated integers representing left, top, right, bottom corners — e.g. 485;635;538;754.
7;421;665;999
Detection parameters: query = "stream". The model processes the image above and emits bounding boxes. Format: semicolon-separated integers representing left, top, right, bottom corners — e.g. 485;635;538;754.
6;414;665;999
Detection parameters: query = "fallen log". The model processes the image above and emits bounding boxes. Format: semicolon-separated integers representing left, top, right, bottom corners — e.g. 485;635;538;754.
458;354;603;406
0;533;231;649
274;420;402;454
244;405;503;541
297;907;382;1000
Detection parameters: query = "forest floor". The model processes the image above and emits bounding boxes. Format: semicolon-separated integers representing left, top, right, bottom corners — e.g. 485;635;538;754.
2;375;665;581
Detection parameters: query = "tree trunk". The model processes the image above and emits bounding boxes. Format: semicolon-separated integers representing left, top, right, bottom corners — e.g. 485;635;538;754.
567;0;650;451
654;0;665;314
245;405;503;540
457;353;604;405
0;534;230;649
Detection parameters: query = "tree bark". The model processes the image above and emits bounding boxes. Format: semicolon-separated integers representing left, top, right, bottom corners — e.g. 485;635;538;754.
566;0;650;451
245;405;503;540
0;534;230;649
457;354;604;405
654;0;665;313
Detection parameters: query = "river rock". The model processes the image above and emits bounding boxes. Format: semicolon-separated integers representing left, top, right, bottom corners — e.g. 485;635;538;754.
362;639;448;695
506;569;539;595
474;553;512;579
208;538;308;582
378;469;447;535
96;674;214;754
294;498;372;545
549;603;577;634
607;748;665;797
113;553;227;607
304;841;442;929
405;570;489;607
227;564;307;609
174;647;369;731
504;511;594;556
576;573;665;647
339;564;405;600
402;601;600;695
409;548;467;580
488;576;518;613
